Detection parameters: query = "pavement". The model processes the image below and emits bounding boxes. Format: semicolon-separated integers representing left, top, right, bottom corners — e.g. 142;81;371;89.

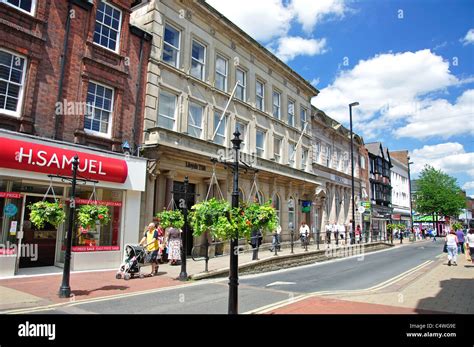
1;238;470;314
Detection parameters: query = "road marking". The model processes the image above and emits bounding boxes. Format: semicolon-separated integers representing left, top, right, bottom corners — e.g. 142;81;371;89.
248;260;434;314
266;281;296;287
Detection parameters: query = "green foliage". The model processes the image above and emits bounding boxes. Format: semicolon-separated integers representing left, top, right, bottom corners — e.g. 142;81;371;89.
387;223;407;232
415;165;466;218
452;222;463;231
189;198;278;241
156;209;184;229
28;201;66;229
77;204;111;229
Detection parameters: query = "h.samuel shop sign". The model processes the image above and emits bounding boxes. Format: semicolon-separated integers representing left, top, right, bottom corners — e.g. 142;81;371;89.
0;137;128;183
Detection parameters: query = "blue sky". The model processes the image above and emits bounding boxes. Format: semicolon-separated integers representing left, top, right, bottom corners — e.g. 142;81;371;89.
207;0;474;196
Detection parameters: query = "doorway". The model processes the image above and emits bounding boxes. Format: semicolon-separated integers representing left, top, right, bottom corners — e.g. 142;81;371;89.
19;195;59;268
173;181;196;256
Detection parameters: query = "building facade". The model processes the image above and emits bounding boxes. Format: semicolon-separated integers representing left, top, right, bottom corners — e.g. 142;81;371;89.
366;142;392;240
131;0;329;251
310;108;363;240
0;0;151;277
390;150;411;228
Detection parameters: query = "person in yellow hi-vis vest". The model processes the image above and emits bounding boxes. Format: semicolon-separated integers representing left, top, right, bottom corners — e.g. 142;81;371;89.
140;222;159;276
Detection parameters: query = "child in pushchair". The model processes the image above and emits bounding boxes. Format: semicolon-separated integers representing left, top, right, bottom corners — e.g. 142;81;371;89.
116;244;148;280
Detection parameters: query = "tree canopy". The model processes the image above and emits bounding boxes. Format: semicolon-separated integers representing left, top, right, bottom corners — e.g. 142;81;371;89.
415;165;465;218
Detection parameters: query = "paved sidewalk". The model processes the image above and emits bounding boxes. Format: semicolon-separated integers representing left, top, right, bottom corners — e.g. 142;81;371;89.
0;239;424;312
264;250;474;314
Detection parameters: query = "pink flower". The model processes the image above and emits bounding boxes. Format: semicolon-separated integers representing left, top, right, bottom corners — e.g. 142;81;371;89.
98;214;104;220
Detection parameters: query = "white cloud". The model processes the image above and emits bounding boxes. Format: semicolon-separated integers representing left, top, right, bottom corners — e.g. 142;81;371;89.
311;49;474;140
273;36;327;62
461;28;474;46
290;0;346;33
311;77;320;87
205;0;293;42
463;182;474;190
409;143;474;178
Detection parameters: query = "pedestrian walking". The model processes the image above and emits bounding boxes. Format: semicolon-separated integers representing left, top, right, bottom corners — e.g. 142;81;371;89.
325;221;332;247
270;223;281;252
465;229;474;263
355;224;361;244
139;222;160;276
455;227;465;254
165;226;182;265
445;230;459;266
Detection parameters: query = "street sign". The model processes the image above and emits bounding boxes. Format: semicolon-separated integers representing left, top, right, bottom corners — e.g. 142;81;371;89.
358;206;366;214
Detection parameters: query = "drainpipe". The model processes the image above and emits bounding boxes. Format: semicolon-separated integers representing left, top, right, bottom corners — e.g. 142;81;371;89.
54;0;73;140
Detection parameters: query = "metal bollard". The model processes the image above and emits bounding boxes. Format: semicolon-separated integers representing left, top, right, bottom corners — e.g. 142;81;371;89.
305;231;308;251
204;238;209;272
290;230;294;254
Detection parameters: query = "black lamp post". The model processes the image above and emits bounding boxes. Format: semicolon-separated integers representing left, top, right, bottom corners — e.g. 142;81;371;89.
349;102;359;246
228;129;242;315
179;176;190;281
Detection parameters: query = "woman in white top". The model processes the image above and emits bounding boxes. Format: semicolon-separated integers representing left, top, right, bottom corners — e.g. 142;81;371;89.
445;230;459;266
465;229;474;264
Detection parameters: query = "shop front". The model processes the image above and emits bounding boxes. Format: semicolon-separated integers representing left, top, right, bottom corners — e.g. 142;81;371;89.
0;131;146;277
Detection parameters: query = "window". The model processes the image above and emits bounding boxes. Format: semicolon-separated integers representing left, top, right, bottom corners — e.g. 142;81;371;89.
0;50;26;116
236;69;246;101
238;188;245;203
191;40;206;80
188;102;203;138
255;191;264;204
314;142;321;163
272;91;281;119
287;100;295;126
85;81;114;136
288;142;296;167
236;121;247;151
256;130;265;157
274;137;282;163
301;148;308;171
215;55;227;92
93;1;122;52
213;111;226;145
4;0;35;14
300;107;307;130
360;156;366;169
272;194;281;222
256;80;264;111
326;145;331;167
163;24;180;67
158;91;177;130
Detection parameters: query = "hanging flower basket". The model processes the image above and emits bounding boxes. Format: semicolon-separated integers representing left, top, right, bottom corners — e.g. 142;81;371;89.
243;201;278;232
77;204;111;229
156;209;185;229
28;201;66;229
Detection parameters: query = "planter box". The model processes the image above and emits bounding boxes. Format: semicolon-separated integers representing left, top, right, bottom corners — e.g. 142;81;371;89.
0;255;17;278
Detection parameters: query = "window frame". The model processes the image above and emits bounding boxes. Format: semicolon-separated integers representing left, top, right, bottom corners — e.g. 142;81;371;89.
93;0;123;53
273;136;282;163
301;147;308;171
0;48;27;117
213;110;227;145
288;141;296;167
256;129;266;158
235;68;247;102
287;99;295;126
235;120;247;152
187;101;204;139
215;54;228;92
84;80;115;139
162;22;181;68
4;0;36;16
256;80;265;111
157;90;178;131
300;107;307;130
272;91;281;119
191;39;206;81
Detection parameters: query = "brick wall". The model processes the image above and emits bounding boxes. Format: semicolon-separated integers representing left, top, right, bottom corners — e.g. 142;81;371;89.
0;0;151;152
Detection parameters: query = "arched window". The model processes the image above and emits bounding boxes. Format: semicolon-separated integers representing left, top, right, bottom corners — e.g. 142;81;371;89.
238;188;245;203
255;190;264;204
288;196;295;229
272;193;281;222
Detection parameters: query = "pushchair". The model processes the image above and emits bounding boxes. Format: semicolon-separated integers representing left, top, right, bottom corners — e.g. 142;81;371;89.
116;244;147;280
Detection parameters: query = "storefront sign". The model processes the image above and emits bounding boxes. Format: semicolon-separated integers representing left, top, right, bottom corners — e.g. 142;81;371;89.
62;245;120;252
0;192;22;199
69;199;122;207
185;161;206;171
0;137;128;183
4;203;18;217
330;174;349;185
391;214;401;220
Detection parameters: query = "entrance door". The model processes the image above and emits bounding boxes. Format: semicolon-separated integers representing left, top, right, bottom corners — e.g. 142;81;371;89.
173;181;196;256
19;196;58;268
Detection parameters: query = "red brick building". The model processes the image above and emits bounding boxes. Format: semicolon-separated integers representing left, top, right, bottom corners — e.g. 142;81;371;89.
0;0;151;277
0;0;151;151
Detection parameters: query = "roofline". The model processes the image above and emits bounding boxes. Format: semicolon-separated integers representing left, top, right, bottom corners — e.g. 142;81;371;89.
197;0;319;96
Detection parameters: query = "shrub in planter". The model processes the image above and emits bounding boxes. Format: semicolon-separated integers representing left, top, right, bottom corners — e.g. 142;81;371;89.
77;204;111;229
29;201;66;229
156;209;185;229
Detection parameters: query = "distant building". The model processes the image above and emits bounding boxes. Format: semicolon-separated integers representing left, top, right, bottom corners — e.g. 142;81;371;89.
390;150;411;228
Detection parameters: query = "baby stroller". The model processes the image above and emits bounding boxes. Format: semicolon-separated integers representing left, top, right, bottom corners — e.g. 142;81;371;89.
116;244;147;280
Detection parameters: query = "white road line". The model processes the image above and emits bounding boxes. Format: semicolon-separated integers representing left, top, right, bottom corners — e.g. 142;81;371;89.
266;281;296;287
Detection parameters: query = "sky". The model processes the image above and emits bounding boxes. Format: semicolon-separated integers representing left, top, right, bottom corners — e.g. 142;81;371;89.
206;0;474;197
